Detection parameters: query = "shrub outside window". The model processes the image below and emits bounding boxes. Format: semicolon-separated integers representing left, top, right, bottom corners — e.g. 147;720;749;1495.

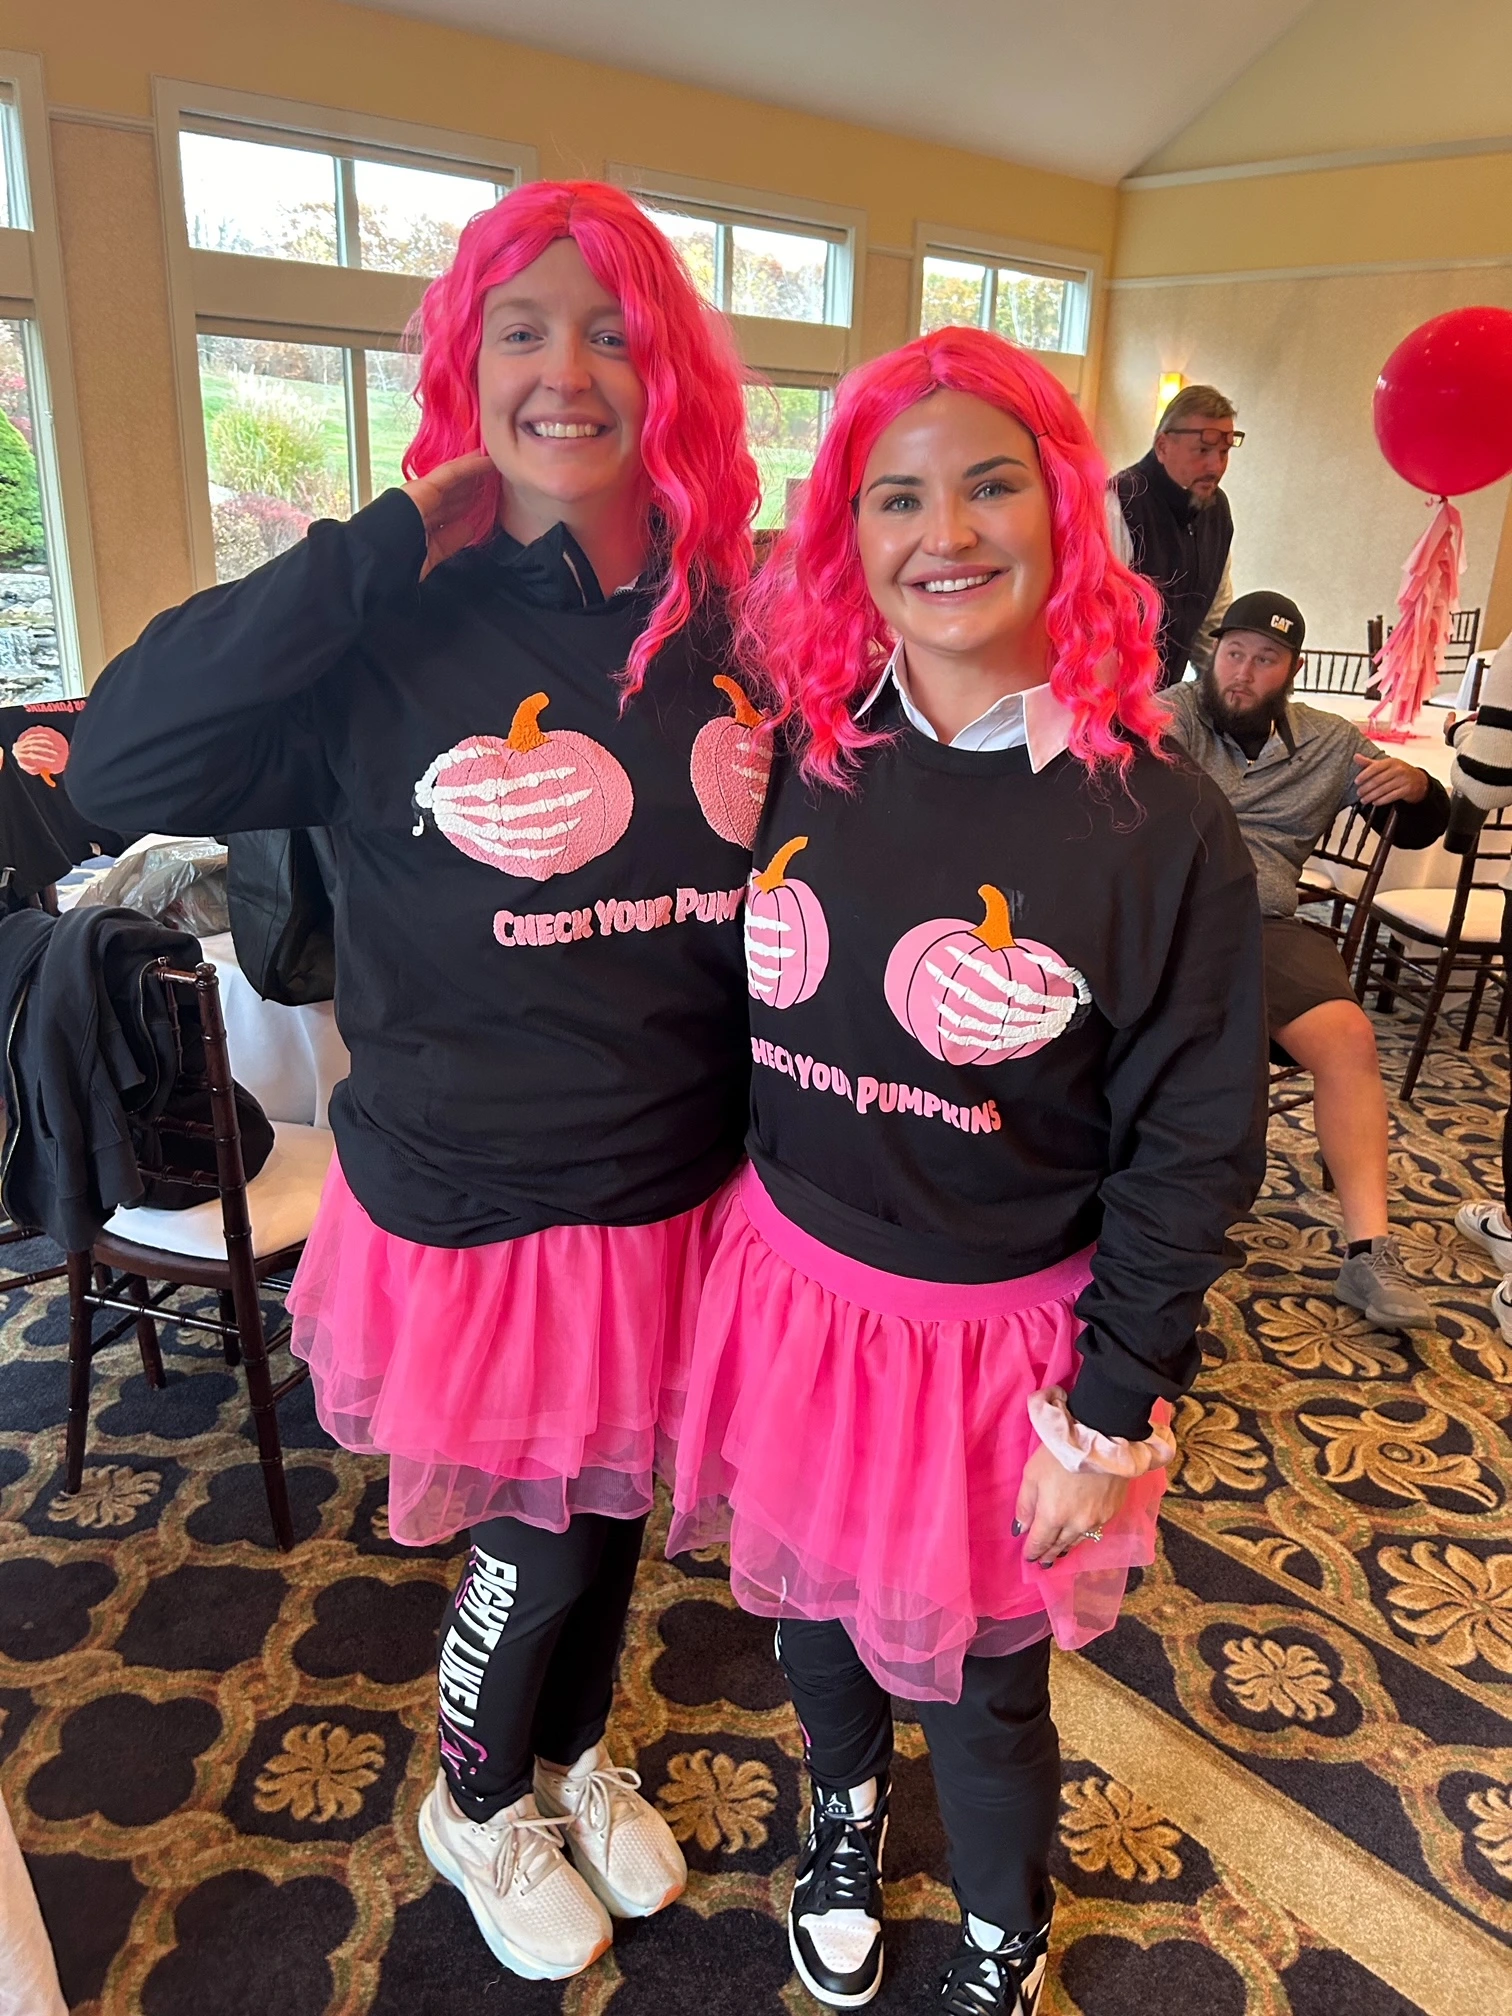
160;87;533;587
0;319;63;699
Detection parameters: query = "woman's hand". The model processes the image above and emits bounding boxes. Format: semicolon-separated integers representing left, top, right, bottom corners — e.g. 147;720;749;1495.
1014;1441;1129;1568
402;452;499;579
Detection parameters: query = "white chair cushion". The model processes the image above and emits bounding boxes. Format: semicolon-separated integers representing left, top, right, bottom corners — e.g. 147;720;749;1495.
1369;885;1505;945
1301;859;1365;900
102;1121;334;1261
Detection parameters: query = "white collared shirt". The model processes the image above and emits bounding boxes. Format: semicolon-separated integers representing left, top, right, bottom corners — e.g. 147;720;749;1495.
857;644;1074;769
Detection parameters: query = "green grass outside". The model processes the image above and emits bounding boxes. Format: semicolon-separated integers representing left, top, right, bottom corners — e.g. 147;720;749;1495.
200;368;812;526
200;368;417;505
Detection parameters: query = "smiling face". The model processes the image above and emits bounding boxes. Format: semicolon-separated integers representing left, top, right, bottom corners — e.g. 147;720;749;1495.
475;236;648;543
855;388;1054;680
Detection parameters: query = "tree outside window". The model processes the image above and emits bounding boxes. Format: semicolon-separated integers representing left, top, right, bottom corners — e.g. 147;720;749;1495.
921;253;1078;353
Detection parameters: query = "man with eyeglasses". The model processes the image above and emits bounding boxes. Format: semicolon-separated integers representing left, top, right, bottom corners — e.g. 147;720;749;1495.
1108;384;1241;688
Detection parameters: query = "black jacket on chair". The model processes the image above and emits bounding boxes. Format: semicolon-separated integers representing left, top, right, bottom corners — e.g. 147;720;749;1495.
0;906;272;1250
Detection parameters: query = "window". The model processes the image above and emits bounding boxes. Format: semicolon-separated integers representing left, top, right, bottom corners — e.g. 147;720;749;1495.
0;319;62;696
610;164;864;392
920;253;1084;352
744;382;829;530
0;61;101;693
913;225;1099;367
179;130;507;279
642;203;844;328
157;83;535;585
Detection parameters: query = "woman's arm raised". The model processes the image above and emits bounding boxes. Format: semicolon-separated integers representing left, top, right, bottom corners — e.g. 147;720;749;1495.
67;457;494;838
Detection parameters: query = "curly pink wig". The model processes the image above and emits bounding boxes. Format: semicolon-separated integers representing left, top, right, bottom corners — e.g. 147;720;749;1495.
406;180;759;693
739;327;1166;784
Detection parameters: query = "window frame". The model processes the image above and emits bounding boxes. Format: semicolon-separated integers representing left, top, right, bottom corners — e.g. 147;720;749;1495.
154;80;538;588
743;372;834;530
607;161;866;381
0;50;104;690
911;221;1106;409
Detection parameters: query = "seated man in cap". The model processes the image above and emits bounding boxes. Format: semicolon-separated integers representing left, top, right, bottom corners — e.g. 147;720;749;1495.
1163;590;1449;1330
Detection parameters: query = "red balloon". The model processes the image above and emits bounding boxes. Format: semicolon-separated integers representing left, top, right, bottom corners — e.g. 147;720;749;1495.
1374;307;1512;496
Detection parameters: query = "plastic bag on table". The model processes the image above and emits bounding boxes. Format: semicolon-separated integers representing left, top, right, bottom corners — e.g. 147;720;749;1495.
73;836;230;937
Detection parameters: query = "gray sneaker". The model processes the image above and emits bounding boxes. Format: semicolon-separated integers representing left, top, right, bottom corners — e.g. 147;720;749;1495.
1335;1235;1435;1331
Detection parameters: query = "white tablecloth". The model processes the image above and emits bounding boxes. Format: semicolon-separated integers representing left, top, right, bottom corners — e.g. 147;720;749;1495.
199;933;349;1130
1304;692;1460;893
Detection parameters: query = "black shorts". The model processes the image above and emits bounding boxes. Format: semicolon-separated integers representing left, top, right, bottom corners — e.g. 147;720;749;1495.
1264;916;1356;1040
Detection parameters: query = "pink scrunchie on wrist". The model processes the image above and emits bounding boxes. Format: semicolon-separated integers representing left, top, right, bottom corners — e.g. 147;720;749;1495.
1027;1385;1176;1477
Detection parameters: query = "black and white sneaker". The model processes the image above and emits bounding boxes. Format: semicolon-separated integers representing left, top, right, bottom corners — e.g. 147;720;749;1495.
787;1772;889;2008
934;1914;1051;2014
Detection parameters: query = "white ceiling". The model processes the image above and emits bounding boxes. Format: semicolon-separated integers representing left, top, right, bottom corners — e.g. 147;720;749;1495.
359;0;1317;185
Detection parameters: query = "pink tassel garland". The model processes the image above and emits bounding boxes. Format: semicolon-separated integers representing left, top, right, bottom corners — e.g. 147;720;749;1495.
1368;497;1466;737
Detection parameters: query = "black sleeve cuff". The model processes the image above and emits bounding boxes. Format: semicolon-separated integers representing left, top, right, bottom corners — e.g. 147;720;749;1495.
1064;1352;1162;1440
327;486;429;588
1387;774;1450;849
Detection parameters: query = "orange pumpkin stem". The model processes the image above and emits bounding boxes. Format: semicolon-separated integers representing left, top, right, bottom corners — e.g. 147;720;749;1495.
508;692;551;753
755;835;809;892
974;884;1016;951
41;772;57;788
712;674;764;728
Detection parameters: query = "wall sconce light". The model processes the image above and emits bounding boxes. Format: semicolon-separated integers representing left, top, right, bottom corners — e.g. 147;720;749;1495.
1156;371;1185;424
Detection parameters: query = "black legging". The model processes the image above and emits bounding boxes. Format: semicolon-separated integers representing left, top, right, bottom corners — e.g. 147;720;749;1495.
436;1511;648;1820
777;1618;1059;1934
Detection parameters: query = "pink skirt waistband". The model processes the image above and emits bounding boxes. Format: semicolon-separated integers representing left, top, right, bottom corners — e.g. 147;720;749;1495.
739;1165;1094;1322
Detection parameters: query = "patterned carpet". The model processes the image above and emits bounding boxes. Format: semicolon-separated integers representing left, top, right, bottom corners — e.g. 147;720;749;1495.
1;1009;1508;2015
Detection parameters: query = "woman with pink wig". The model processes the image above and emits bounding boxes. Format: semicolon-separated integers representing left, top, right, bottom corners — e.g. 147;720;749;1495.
669;328;1266;2014
69;183;764;1984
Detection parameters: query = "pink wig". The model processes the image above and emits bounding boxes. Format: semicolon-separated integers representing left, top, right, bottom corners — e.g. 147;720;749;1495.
406;180;759;693
740;327;1166;783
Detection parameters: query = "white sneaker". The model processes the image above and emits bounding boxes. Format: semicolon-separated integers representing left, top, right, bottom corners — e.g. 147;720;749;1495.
1492;1277;1512;1344
418;1772;612;1980
535;1741;687;1920
1457;1202;1512;1272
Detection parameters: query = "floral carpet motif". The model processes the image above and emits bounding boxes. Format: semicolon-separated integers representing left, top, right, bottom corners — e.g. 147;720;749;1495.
0;1011;1506;2012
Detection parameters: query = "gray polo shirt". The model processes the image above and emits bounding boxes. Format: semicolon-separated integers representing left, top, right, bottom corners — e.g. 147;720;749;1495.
1161;683;1383;919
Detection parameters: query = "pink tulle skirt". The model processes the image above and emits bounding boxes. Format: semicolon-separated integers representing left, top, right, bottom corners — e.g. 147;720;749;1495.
668;1167;1167;1702
287;1156;734;1546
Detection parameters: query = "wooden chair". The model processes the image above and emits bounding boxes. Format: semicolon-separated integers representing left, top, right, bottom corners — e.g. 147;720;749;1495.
1294;649;1374;697
0;1220;65;1296
1354;805;1512;1100
1376;607;1482;709
1270;808;1399;1143
63;961;333;1549
1445;607;1482;683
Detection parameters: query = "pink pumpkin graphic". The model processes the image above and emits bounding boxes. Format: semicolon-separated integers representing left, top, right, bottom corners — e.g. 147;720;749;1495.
745;835;829;1008
884;884;1090;1065
412;692;633;880
11;724;69;787
691;674;771;848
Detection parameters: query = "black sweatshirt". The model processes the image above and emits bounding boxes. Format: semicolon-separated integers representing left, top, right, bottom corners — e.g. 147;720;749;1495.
67;491;762;1245
744;693;1268;1439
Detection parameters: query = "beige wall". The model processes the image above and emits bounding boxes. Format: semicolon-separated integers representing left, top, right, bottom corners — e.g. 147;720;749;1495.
7;0;1115;667
1138;0;1512;174
1100;267;1512;654
1107;0;1512;665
